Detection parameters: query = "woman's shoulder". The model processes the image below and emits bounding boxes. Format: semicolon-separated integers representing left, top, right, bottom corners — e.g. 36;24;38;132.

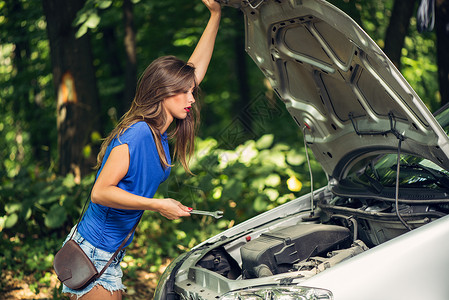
130;121;151;132
125;121;152;137
114;121;153;145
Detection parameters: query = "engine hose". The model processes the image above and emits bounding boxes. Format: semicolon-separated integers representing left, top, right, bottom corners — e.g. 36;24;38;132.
330;214;358;242
395;139;412;231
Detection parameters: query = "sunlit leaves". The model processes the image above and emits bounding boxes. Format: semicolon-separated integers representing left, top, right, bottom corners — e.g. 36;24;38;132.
98;0;113;9
286;149;305;166
265;173;281;187
287;176;302;192
73;0;113;38
256;134;274;149
75;13;101;38
173;28;200;47
1;213;18;229
401;33;439;110
161;134;323;228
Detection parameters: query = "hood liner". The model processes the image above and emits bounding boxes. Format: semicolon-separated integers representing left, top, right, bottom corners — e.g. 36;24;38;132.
223;0;449;178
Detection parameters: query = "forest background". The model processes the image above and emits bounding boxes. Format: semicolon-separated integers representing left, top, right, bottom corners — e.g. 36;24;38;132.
1;0;448;299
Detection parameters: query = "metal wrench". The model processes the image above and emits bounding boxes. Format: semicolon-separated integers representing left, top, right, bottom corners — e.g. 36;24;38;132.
189;209;223;219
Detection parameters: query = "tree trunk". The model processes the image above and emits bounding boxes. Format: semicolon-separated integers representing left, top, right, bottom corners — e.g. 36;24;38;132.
383;0;418;69
101;25;124;122
436;0;449;106
123;0;137;115
42;0;101;179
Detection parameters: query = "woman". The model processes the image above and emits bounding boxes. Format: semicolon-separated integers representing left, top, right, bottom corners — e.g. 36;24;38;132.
62;1;222;299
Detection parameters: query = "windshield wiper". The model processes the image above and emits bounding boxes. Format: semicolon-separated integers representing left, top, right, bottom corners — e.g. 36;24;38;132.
393;163;449;189
361;173;384;194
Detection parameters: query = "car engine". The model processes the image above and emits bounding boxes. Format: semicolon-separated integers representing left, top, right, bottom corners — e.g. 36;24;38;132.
240;223;351;279
194;188;448;282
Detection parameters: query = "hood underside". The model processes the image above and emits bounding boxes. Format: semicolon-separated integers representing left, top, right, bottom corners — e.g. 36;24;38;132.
222;0;449;177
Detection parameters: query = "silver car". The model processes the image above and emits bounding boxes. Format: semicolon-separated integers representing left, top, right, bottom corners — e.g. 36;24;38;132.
154;0;449;299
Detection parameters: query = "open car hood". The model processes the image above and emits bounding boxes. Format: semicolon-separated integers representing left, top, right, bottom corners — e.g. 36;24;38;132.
222;0;449;178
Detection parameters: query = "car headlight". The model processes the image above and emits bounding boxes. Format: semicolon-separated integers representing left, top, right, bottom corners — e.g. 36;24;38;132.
220;285;333;300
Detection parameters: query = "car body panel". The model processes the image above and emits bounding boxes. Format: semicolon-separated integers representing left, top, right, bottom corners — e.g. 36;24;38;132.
303;213;449;300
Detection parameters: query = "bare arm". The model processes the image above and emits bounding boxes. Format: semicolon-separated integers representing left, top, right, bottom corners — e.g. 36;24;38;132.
91;144;191;220
188;0;222;84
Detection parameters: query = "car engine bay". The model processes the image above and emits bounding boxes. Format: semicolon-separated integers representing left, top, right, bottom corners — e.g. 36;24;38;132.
194;188;449;283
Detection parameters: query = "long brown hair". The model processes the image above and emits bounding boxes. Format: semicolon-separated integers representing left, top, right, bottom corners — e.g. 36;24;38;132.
96;56;200;174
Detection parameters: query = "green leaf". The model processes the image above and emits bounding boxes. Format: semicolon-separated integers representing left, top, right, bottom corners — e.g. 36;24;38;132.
63;173;76;188
22;207;32;220
264;188;279;201
4;213;18;228
37;194;60;205
75;24;88;38
250;177;265;191
212;186;222;199
217;220;228;229
0;216;5;231
85;13;100;29
91;130;102;142
44;204;67;228
286;150;305;166
5;202;21;214
253;195;268;212
83;144;92;158
98;0;112;9
256;134;274;149
173;37;196;47
265;151;287;168
264;174;281;187
74;12;88;26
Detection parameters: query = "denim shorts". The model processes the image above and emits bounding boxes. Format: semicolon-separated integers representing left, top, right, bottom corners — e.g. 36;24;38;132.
61;227;127;298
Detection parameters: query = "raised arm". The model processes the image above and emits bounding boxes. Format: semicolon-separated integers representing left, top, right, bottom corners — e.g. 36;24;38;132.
188;0;222;85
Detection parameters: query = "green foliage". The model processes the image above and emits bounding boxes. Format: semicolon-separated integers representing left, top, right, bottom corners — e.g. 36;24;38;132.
73;0;113;38
0;232;66;297
0;171;94;234
401;22;439;111
0;0;56;178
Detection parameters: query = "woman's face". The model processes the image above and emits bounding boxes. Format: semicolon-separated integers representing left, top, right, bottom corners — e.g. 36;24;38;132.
163;84;196;122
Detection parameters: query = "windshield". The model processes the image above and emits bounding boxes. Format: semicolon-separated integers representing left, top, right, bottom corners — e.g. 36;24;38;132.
346;155;449;190
345;106;449;190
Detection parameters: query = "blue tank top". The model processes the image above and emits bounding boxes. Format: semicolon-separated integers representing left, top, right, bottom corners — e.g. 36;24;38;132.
78;121;171;252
